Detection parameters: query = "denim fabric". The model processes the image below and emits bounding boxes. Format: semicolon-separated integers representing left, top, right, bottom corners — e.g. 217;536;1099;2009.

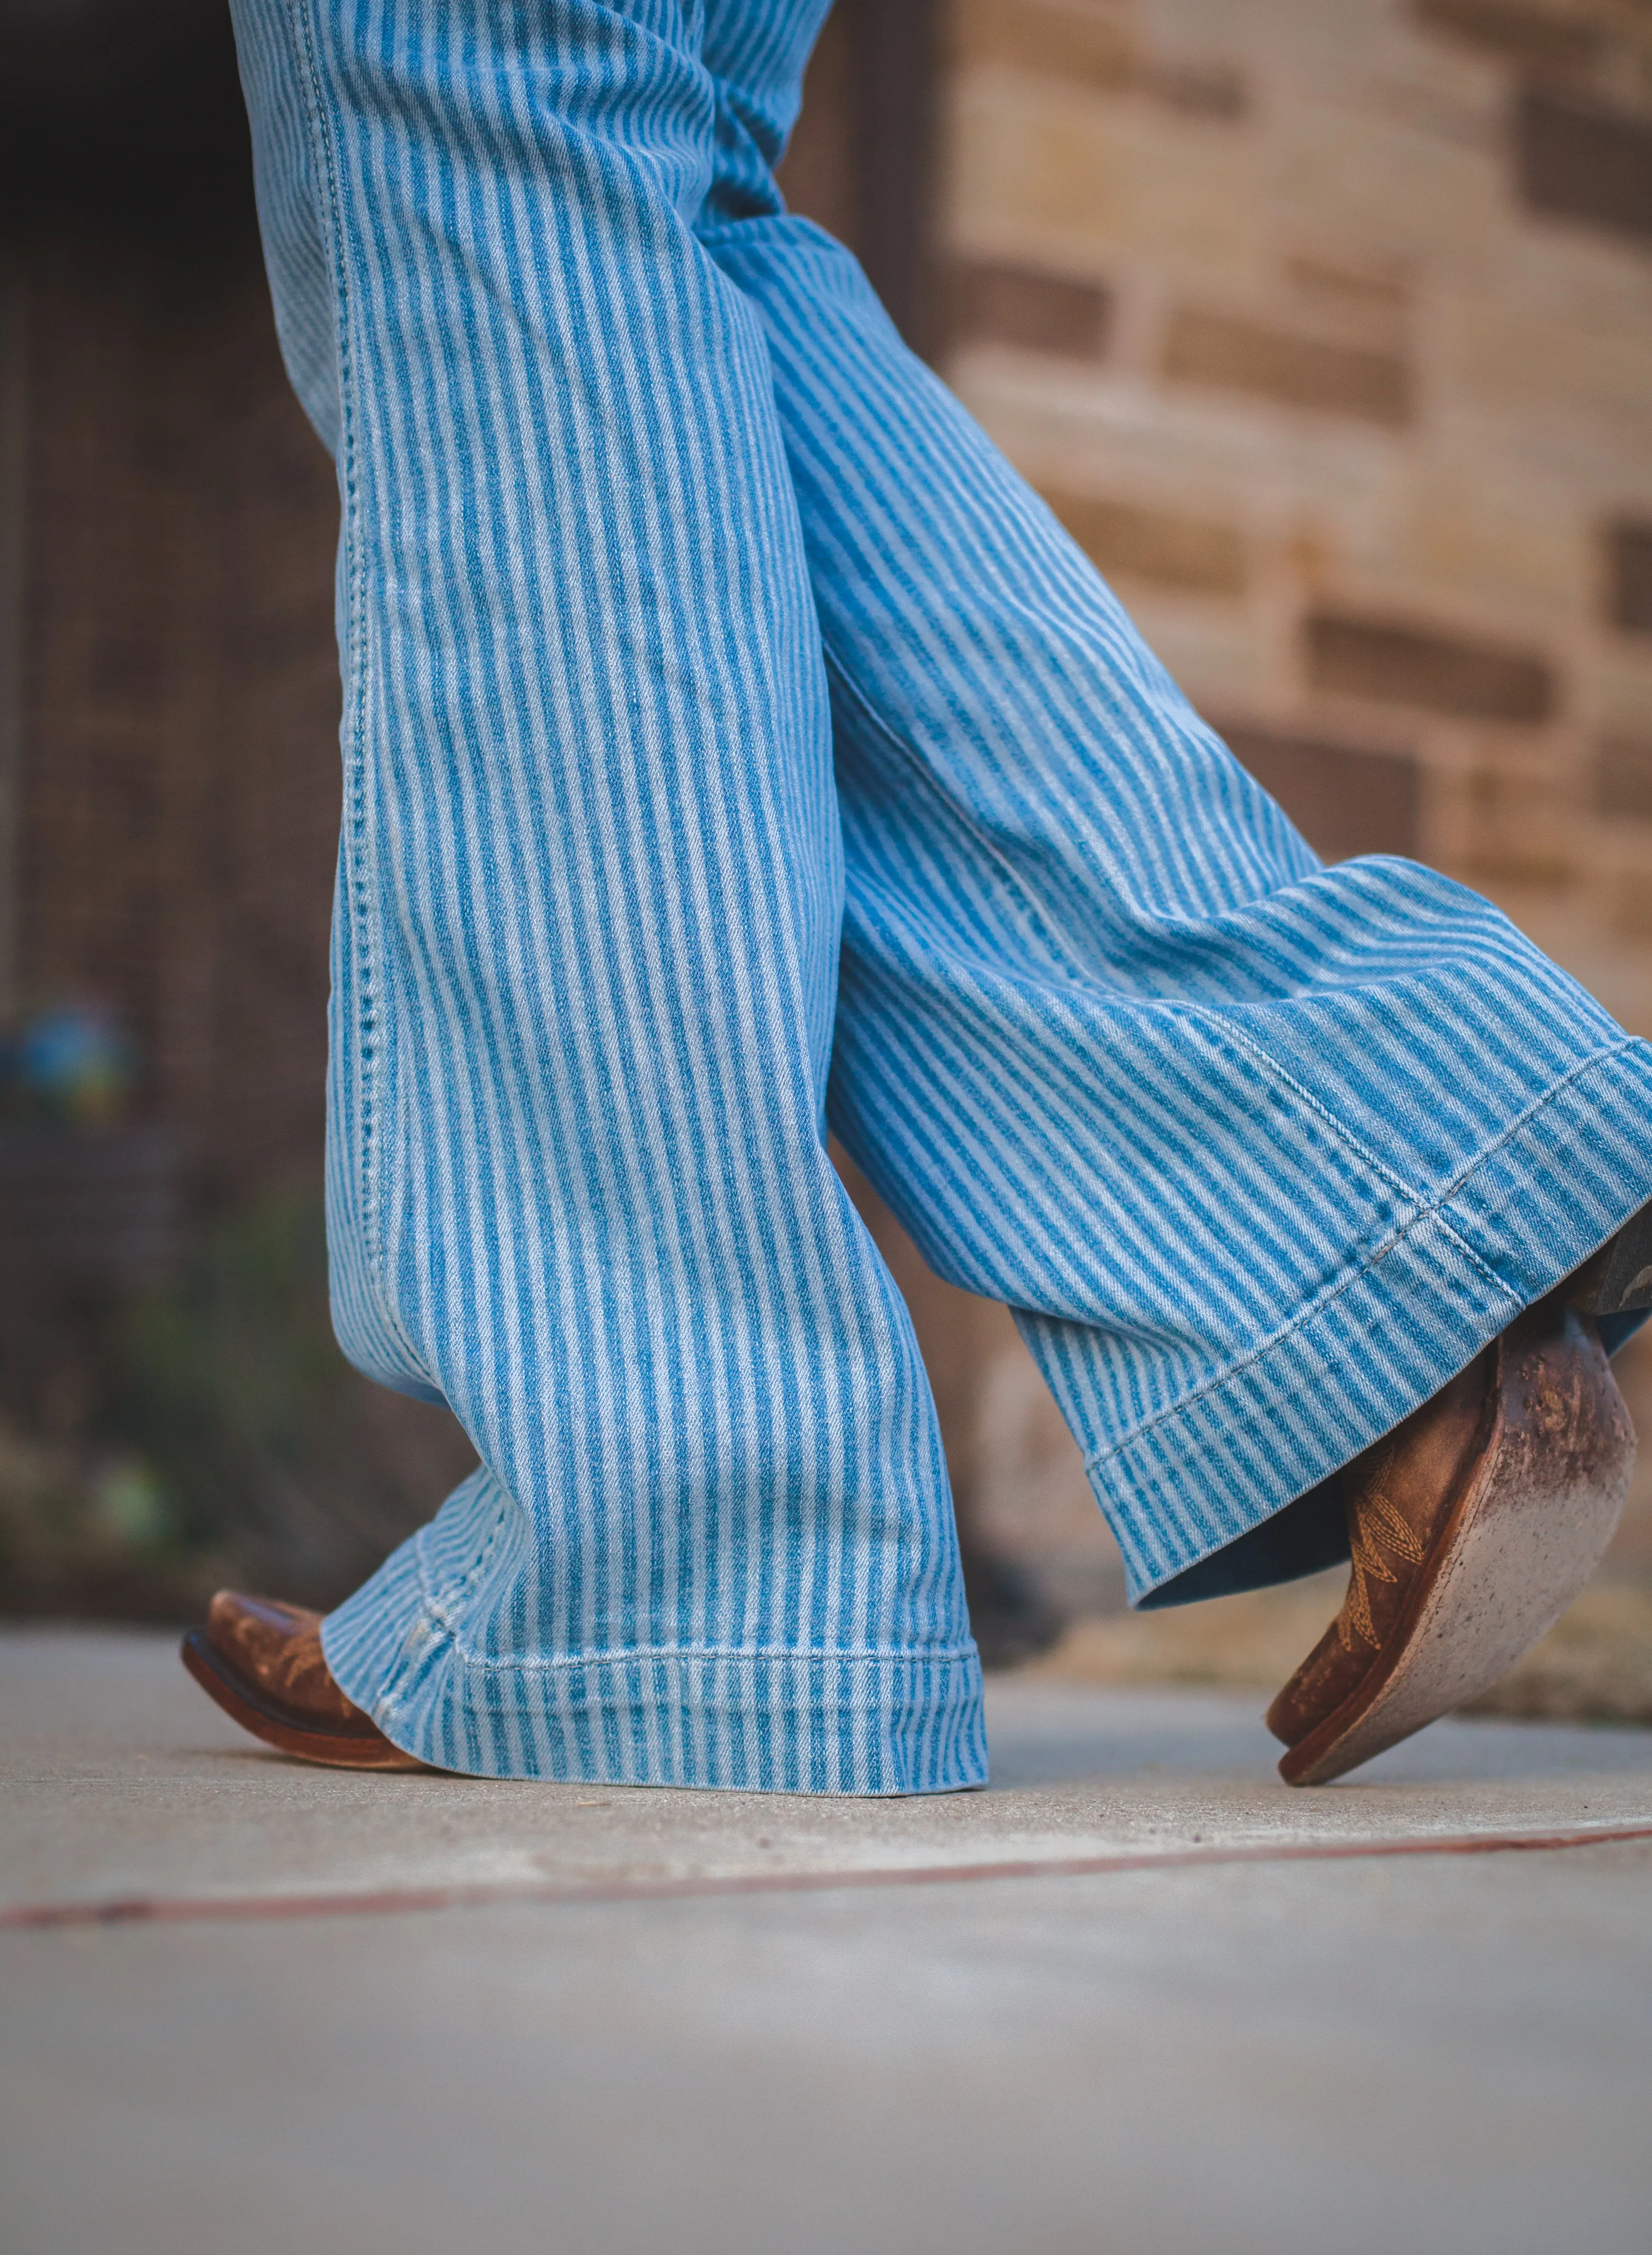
228;0;1652;1790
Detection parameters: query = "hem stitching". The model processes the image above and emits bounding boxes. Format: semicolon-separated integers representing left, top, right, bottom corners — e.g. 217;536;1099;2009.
385;1600;980;1687
1081;1036;1636;1474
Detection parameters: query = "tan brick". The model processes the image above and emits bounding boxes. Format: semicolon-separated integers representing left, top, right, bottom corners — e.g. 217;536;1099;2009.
1117;604;1272;710
1412;0;1604;76
1517;84;1652;247
1219;723;1421;861
953;0;1247;118
950;74;1267;283
953;0;1135;92
948;259;1110;358
1442;293;1652;449
1304;611;1558;721
1041;487;1247;594
1596;736;1652;820
1609;871;1652;940
1584;651;1652;742
1274;102;1505;269
1604;518;1652;634
1136;60;1247;121
1458;844;1580;889
1454;766;1580;890
1283;254;1410;350
1162;306;1412;428
1404;477;1582;617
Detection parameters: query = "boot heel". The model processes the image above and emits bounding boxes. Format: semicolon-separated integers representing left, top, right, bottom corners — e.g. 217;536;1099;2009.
1593;1199;1652;1319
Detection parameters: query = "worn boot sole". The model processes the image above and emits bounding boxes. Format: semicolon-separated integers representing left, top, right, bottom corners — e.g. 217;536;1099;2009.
180;1627;428;1771
1279;1323;1634;1788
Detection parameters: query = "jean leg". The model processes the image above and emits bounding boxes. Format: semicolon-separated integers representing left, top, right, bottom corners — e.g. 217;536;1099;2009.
226;0;983;1788
688;41;1652;1603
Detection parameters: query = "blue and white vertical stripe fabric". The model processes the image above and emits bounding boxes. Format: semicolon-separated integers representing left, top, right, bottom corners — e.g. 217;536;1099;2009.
229;0;1652;1791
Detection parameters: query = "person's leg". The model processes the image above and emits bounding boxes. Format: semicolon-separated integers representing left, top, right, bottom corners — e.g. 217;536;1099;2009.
219;0;983;1791
693;12;1652;1610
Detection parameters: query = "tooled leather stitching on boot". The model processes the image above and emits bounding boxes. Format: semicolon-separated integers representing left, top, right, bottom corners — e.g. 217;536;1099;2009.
1340;1452;1429;1651
1265;1345;1498;1748
205;1590;375;1732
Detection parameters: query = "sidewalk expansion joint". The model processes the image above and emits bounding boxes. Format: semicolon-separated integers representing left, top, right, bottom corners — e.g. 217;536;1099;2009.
6;1819;1652;1930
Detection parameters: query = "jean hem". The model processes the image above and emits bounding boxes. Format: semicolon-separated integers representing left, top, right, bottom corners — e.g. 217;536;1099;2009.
1095;1038;1652;1605
322;1542;989;1794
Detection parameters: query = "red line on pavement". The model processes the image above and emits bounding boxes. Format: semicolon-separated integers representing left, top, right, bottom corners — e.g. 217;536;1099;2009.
5;1820;1652;1930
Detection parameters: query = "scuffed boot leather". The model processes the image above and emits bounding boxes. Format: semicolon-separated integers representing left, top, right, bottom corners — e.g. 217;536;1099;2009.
1264;1347;1494;1755
1266;1281;1634;1786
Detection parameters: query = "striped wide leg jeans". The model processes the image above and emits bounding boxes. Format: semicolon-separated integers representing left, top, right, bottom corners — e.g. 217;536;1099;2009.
228;0;1652;1789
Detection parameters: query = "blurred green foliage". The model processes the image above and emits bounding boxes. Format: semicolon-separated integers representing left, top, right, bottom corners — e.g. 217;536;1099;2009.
117;1198;355;1551
0;1195;475;1618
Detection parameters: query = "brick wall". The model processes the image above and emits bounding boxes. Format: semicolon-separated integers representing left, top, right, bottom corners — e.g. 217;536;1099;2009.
0;0;344;1210
0;3;344;1216
920;0;1652;1598
942;0;1652;1029
15;226;341;1207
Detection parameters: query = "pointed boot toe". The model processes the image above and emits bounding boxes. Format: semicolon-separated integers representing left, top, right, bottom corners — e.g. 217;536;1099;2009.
181;1588;428;1771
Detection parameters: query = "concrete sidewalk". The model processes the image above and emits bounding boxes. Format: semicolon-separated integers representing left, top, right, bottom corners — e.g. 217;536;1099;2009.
4;1628;1652;2253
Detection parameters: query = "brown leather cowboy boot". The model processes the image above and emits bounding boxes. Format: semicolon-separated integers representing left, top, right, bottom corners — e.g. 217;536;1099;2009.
181;1591;426;1770
1266;1277;1636;1787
